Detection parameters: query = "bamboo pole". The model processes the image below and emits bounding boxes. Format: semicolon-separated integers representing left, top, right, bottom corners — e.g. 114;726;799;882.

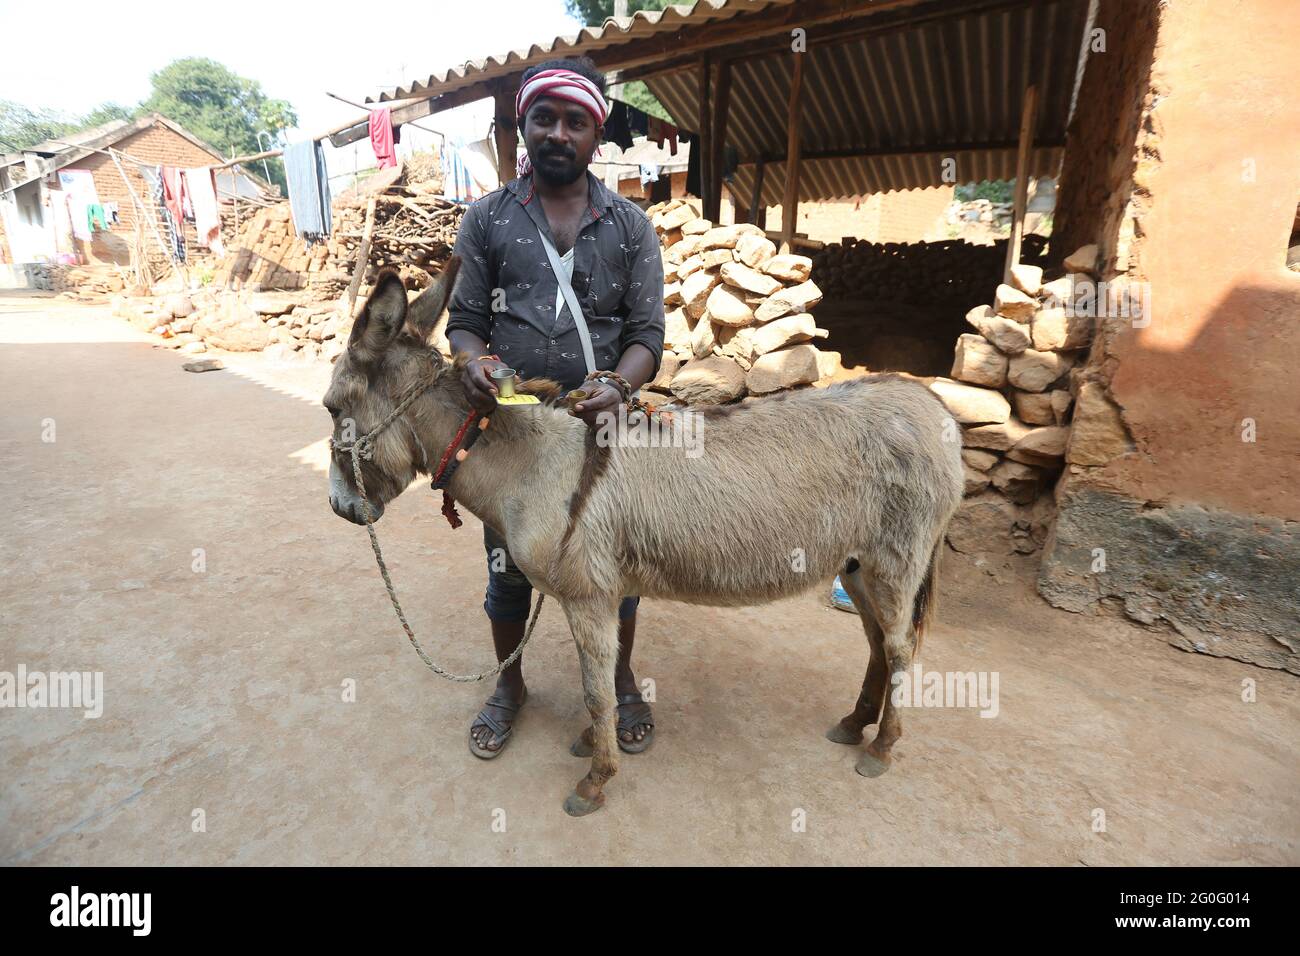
347;196;379;316
779;51;806;253
1003;84;1039;286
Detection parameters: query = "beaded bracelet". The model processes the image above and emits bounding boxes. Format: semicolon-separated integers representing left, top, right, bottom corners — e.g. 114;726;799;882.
584;369;632;402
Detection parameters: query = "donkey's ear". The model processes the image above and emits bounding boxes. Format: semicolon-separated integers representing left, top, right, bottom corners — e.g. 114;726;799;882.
349;269;408;361
404;256;463;344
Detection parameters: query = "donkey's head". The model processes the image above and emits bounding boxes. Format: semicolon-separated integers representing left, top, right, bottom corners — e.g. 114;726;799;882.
325;258;462;525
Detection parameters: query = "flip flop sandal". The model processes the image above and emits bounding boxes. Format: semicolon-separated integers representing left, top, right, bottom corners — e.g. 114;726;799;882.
468;689;527;760
616;692;655;754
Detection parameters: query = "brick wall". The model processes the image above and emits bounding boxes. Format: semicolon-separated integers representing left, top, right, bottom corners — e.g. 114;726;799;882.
768;186;954;243
65;121;225;267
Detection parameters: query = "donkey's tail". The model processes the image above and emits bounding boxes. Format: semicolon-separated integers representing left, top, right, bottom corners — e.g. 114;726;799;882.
911;541;941;652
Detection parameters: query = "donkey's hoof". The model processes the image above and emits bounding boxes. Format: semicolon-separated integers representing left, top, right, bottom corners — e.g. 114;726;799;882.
569;734;594;758
563;790;606;817
825;721;865;745
855;751;892;778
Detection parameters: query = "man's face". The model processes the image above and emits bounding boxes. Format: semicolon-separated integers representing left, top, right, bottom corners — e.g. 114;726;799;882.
522;94;602;186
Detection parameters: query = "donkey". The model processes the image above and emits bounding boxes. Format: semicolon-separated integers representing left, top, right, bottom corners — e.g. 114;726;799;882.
325;262;965;816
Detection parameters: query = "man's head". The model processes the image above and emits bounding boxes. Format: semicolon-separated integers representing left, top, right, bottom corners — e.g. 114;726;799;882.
515;57;608;186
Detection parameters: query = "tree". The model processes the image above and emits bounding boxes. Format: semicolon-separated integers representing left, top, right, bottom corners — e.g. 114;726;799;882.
564;0;673;24
564;0;673;122
1;100;141;152
143;58;297;190
81;102;140;129
0;100;77;150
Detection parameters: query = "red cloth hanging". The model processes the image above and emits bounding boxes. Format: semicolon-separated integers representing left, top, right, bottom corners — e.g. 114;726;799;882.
160;166;189;224
369;108;398;169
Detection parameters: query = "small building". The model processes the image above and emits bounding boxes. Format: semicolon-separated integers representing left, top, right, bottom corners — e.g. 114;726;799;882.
0;113;272;286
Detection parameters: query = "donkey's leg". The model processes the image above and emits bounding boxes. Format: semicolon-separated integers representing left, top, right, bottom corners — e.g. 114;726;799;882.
826;566;889;745
855;565;926;778
561;598;621;817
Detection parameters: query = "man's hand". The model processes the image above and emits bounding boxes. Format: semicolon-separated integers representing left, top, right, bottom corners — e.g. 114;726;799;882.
570;381;623;428
462;356;506;414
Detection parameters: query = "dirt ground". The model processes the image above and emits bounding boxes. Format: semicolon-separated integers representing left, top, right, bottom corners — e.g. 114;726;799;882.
2;292;1297;866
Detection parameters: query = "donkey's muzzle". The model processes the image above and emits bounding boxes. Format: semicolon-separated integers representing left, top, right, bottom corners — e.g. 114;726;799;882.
329;458;383;525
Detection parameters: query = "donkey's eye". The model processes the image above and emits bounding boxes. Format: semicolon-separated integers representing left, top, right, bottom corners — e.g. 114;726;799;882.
324;402;341;418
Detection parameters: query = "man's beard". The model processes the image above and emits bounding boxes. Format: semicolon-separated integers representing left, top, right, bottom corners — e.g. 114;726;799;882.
531;143;586;185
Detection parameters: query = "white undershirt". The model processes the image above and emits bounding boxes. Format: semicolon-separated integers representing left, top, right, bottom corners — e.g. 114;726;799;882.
554;246;575;321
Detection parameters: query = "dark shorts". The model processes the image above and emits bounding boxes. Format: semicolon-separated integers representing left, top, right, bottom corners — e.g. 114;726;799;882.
482;525;639;622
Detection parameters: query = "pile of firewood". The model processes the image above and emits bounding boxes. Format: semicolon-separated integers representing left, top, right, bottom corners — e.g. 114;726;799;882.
335;189;463;289
212;162;463;297
811;233;1049;310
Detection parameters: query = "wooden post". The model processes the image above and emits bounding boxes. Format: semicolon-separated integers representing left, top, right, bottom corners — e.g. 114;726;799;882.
748;161;766;228
347;196;378;317
230;154;240;244
493;84;520;185
1003;84;1038;285
697;55;712;213
779;51;806;253
706;59;733;222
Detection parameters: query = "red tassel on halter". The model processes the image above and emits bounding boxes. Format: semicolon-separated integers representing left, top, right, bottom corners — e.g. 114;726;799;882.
441;490;463;529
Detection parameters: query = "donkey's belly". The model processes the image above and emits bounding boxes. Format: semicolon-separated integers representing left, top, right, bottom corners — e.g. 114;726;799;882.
626;548;843;608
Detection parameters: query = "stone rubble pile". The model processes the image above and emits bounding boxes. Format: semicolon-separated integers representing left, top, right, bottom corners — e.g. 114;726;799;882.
110;287;351;363
103;160;461;363
48;264;128;299
931;244;1115;555
646;198;842;405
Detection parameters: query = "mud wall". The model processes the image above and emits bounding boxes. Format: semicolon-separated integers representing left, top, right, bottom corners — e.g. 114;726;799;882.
1042;0;1300;671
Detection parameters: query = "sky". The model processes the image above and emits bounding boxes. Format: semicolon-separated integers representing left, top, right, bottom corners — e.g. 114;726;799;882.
0;0;587;178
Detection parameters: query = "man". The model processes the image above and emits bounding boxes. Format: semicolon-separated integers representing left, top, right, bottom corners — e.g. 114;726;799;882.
444;57;665;759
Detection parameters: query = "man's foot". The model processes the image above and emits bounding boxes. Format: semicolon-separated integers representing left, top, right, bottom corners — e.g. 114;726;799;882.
468;684;527;759
615;691;655;754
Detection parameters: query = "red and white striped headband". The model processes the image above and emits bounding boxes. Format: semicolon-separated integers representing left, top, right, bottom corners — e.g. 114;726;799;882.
515;69;610;127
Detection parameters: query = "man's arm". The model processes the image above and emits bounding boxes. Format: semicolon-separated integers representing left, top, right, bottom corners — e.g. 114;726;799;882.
444;203;503;413
571;213;665;425
449;330;502;413
571;342;655;424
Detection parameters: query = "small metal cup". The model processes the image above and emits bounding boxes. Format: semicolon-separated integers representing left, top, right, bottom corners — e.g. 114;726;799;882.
490;367;517;398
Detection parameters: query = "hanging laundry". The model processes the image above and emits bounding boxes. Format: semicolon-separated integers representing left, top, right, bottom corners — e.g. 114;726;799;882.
56;169;102;241
639;163;660;186
103;201;120;225
284;140;333;242
593;142;625;192
604;101;634;150
682;131;701;199
143;166;186;263
48;190;79;262
463;137;501;195
647;116;679;156
626;105;649;138
439;141;467;201
86;203;109;232
183;167;225;256
440;138;494;202
369;107;398;169
160;166;190;226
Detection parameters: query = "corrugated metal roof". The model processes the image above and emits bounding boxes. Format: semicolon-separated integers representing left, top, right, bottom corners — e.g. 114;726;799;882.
647;0;1088;200
370;0;793;104
368;0;1091;199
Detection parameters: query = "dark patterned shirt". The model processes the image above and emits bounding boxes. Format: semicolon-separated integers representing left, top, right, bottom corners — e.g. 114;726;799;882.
445;172;665;391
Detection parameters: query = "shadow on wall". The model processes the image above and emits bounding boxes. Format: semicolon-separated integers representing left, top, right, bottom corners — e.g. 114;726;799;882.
1041;277;1300;674
88;231;132;267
